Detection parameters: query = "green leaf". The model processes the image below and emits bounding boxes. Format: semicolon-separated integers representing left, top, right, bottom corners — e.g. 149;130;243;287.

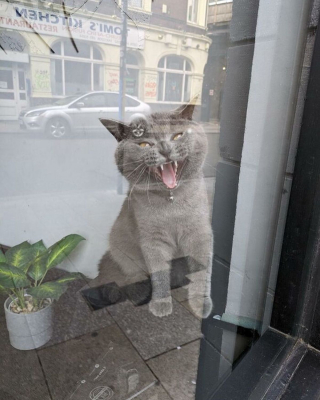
0;284;8;295
55;272;84;284
28;251;48;282
0;249;6;263
5;241;33;270
27;240;48;281
46;234;85;270
0;263;30;289
27;282;67;300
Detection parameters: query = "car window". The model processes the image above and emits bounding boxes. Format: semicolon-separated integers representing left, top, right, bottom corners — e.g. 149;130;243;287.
82;94;107;108
125;97;140;107
105;93;119;107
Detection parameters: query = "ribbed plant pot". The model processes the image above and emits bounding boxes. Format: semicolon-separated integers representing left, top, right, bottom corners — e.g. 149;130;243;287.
4;296;53;350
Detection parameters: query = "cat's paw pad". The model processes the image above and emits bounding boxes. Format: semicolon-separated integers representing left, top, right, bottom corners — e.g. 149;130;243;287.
149;297;173;317
189;296;213;319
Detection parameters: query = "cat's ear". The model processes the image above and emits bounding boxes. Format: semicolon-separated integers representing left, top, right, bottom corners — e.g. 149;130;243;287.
173;96;198;120
99;119;129;142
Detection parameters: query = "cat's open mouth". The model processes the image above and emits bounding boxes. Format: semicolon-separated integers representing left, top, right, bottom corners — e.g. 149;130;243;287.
152;161;180;189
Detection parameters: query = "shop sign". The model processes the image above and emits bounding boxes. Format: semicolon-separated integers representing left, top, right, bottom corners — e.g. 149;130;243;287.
0;3;144;49
144;74;157;100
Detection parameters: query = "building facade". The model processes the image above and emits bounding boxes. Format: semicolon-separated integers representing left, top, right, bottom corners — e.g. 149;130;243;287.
202;0;232;121
0;0;211;119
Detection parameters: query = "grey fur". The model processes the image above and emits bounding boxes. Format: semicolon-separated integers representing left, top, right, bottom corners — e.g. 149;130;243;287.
99;104;213;318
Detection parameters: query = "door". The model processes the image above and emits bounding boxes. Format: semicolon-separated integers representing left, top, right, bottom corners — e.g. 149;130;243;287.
0;63;28;120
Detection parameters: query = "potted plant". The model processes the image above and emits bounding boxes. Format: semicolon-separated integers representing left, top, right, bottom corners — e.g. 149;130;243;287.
0;234;85;350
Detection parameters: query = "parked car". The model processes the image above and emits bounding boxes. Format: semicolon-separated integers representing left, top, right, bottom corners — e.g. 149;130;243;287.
19;92;151;138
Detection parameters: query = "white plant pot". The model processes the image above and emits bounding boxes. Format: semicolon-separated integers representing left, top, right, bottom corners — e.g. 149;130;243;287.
4;296;53;350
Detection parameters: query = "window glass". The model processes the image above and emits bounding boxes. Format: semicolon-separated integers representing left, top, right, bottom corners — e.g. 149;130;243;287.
106;93;119;107
93;46;103;60
0;69;13;90
64;41;91;58
2;1;314;399
125;96;140;107
82;93;107;107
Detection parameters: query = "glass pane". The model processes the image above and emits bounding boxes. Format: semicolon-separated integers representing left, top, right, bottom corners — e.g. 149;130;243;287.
165;73;183;101
2;1;315;399
51;60;63;96
64;41;91;58
82;93;106;107
93;46;103;60
65;61;91;95
127;53;139;65
125;68;139;96
51;41;61;55
166;55;184;70
94;64;103;91
105;93;119;107
18;71;25;90
0;70;13;90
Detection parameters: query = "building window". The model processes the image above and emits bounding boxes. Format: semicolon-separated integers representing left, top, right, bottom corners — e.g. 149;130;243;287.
50;41;104;96
157;55;192;103
126;53;140;97
188;0;199;23
128;0;143;8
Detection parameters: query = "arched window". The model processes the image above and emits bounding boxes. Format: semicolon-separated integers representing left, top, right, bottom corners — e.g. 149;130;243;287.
126;53;140;97
50;41;103;96
157;55;192;102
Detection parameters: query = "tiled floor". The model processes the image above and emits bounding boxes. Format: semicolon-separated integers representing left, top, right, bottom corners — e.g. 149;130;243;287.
0;181;215;400
0;266;204;400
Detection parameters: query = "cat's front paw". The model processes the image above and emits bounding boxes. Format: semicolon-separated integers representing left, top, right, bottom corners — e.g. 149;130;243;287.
189;296;213;319
149;297;173;317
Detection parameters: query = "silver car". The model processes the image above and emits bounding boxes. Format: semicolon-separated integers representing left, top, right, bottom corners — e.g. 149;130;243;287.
19;92;151;138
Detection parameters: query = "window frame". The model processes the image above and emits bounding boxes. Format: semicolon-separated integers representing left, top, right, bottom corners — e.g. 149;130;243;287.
50;41;104;97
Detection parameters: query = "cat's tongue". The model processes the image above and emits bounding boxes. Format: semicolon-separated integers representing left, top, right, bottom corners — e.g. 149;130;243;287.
161;163;177;189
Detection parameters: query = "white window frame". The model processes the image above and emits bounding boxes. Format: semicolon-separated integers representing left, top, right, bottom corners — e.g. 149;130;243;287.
157;56;192;103
50;41;104;97
187;0;199;24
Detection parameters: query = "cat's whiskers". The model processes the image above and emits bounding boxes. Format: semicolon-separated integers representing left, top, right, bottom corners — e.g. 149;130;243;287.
126;162;145;179
121;158;144;167
128;165;147;205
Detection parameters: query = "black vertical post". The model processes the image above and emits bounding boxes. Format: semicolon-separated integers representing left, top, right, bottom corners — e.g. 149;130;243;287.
118;0;128;194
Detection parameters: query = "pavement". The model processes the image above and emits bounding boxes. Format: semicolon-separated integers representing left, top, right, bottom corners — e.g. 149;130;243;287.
0;262;204;400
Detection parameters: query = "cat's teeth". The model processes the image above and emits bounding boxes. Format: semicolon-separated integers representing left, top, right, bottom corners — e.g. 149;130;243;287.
160;164;164;171
174;161;178;169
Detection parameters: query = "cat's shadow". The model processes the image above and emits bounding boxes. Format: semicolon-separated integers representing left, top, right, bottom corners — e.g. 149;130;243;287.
82;257;204;311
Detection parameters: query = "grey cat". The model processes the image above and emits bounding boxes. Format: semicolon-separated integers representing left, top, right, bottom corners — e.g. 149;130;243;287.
99;103;213;318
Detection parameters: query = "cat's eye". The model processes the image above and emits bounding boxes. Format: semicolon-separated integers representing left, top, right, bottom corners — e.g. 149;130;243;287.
139;142;151;148
173;133;183;141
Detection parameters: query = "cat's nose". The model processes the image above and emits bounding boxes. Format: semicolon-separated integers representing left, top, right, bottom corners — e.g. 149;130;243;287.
158;141;172;157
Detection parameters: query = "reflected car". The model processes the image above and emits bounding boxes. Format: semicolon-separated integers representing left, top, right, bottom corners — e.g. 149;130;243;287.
19;92;151;138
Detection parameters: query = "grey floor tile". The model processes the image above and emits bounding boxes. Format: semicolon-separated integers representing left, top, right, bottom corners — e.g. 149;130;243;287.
147;340;201;400
134;382;172;400
108;299;201;360
38;324;157;400
180;300;202;320
0;314;51;400
41;278;114;348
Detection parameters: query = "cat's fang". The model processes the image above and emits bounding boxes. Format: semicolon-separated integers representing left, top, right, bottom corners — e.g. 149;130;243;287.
160;164;164;171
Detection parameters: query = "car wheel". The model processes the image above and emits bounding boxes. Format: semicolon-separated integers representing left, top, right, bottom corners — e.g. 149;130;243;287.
47;117;70;138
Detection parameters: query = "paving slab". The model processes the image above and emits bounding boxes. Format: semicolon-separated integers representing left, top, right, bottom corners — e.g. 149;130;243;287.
134;382;172;400
41;276;114;348
108;299;202;360
147;340;201;400
0;313;51;400
38;324;157;400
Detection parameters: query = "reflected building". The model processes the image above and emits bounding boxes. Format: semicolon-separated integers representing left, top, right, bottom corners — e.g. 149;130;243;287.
0;0;211;119
202;0;232;122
